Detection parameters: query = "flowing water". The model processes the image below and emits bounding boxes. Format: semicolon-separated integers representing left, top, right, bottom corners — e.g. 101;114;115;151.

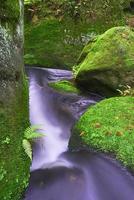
24;67;134;200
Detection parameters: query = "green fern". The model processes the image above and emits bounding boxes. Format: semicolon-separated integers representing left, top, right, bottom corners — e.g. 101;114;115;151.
24;125;44;140
23;125;45;160
23;139;32;160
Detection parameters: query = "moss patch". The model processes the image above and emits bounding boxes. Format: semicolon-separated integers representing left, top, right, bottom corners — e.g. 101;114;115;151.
24;19;66;67
75;26;134;96
24;18;97;68
49;80;78;94
73;96;134;169
0;0;20;26
0;76;30;200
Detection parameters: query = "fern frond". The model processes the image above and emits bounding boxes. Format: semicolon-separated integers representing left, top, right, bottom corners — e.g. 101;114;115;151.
24;125;45;140
23;125;45;160
27;132;44;140
116;89;123;95
22;139;32;160
30;125;43;132
126;85;131;89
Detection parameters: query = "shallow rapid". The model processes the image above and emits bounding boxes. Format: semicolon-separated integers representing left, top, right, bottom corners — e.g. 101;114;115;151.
24;67;134;200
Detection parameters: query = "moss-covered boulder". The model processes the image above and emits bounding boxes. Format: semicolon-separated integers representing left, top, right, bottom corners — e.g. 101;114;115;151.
72;96;134;169
49;80;78;94
75;27;134;97
0;1;30;199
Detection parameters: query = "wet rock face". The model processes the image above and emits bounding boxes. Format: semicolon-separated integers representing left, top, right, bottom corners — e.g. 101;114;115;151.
0;1;30;200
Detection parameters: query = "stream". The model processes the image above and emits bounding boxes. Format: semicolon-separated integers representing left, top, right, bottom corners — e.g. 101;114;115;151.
24;67;134;200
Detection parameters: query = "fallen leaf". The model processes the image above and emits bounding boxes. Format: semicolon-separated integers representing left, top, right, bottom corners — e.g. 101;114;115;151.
127;125;134;130
115;116;119;120
94;123;101;128
116;131;123;136
80;131;85;136
105;131;112;136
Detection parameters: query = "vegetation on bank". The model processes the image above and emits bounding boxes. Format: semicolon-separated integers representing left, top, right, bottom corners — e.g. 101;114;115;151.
0;76;30;200
73;96;134;169
49;80;78;94
24;19;90;68
24;0;133;24
23;125;44;160
24;0;134;68
0;0;20;26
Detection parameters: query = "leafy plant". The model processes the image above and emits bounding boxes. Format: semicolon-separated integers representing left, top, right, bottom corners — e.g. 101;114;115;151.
23;139;33;161
24;125;44;139
0;167;7;181
117;85;134;96
23;125;45;160
2;137;11;145
24;0;41;5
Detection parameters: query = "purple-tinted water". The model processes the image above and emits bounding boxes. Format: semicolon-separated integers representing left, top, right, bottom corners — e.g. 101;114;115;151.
24;67;134;200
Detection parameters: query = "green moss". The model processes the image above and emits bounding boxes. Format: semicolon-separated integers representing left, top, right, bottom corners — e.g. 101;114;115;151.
76;27;134;72
24;19;64;67
0;0;20;25
24;19;95;68
75;26;134;96
49;80;78;94
74;96;134;169
24;0;132;69
0;76;30;200
76;35;99;66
